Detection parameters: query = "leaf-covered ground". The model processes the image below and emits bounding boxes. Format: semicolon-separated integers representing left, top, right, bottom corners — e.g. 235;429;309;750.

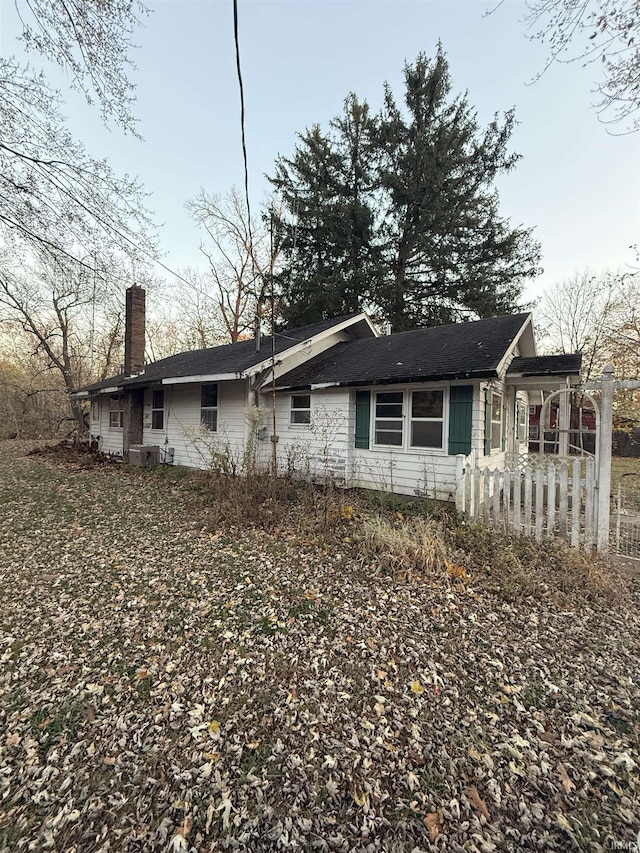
0;441;639;852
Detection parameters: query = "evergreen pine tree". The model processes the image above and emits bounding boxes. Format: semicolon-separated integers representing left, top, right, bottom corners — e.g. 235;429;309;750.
270;47;541;330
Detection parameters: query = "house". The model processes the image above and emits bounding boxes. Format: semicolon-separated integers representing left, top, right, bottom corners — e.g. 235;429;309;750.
74;286;582;501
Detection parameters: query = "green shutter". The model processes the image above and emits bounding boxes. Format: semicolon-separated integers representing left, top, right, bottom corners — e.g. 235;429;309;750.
355;390;371;449
448;385;473;455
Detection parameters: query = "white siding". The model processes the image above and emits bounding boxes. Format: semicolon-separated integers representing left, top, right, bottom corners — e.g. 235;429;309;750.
257;389;351;483
144;379;251;469
260;383;474;501
92;393;123;456
352;449;459;501
351;384;460;500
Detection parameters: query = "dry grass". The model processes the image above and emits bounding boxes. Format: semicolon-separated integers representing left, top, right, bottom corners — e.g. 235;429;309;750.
446;523;628;605
359;515;448;580
357;512;627;605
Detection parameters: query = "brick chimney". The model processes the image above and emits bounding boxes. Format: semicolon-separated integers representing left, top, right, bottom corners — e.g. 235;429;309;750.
124;284;145;376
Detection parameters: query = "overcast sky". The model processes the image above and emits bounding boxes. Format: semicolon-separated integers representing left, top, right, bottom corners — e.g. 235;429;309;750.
2;0;638;306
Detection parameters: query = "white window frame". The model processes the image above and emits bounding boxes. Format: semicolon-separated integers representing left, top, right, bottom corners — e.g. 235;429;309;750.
290;393;311;426
516;398;528;443
151;389;165;431
373;390;404;447
91;398;101;423
201;384;218;432
371;386;448;452
490;391;503;451
109;395;124;429
409;388;445;450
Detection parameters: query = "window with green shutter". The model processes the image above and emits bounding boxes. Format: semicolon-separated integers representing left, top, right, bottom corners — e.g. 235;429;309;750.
355;390;371;449
448;385;473;455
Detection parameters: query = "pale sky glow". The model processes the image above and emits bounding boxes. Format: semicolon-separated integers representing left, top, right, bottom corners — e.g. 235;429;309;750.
1;0;638;306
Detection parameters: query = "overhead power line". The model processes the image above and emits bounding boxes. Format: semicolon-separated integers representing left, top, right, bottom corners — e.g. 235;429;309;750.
232;0;253;254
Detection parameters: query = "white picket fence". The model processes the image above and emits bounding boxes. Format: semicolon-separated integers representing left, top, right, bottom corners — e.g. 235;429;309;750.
455;457;599;550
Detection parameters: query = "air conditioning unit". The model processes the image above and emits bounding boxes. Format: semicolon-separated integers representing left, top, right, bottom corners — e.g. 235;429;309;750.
129;445;160;467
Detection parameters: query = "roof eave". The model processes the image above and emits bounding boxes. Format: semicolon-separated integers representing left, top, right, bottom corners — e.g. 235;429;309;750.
276;369;498;392
161;373;243;385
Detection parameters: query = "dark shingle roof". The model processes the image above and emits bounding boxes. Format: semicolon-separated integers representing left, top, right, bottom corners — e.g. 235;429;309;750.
507;354;582;377
80;314;363;393
276;313;532;390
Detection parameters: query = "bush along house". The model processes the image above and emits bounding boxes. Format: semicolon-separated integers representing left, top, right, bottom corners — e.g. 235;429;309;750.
74;286;582;501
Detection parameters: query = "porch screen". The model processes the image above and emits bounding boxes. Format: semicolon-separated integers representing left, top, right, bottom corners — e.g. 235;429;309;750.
354;391;370;449
448;385;473;455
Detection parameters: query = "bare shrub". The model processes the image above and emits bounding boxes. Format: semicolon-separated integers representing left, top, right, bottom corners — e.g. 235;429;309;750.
359;516;448;580
447;524;627;605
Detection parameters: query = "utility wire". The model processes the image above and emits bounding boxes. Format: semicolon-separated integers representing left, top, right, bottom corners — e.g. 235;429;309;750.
232;0;253;255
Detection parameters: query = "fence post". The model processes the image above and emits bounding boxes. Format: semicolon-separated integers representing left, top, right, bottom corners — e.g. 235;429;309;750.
455;455;466;513
547;463;556;538
597;365;614;553
571;458;582;548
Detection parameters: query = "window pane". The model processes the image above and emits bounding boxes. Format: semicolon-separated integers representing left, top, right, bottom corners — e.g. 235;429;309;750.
376;402;403;418
109;395;121;411
201;384;218;408
412;390;443;419
201;410;217;431
491;393;502;421
492;422;501;449
152;410;164;430
292;394;311;410
375;430;403;446
375;419;403;432
377;392;403;404
411;421;443;448
152;389;164;409
291;410;311;424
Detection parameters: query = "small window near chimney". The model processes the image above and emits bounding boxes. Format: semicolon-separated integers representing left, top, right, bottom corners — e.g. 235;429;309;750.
201;384;218;431
109;395;124;429
152;389;165;430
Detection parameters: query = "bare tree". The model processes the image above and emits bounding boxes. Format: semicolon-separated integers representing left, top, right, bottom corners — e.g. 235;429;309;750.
1;59;155;273
0;249;128;436
0;328;69;438
603;267;640;415
12;0;148;133
518;0;639;130
537;269;617;380
186;187;281;343
2;1;155;275
0;0;156;437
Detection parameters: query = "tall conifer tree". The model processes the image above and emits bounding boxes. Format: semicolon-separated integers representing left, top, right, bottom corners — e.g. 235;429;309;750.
270;47;541;330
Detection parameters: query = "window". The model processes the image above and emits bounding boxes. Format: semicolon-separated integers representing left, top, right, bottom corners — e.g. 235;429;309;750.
91;398;100;422
410;389;444;448
490;392;503;450
290;394;311;425
152;389;164;430
201;384;218;431
109;395;124;429
374;391;403;446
